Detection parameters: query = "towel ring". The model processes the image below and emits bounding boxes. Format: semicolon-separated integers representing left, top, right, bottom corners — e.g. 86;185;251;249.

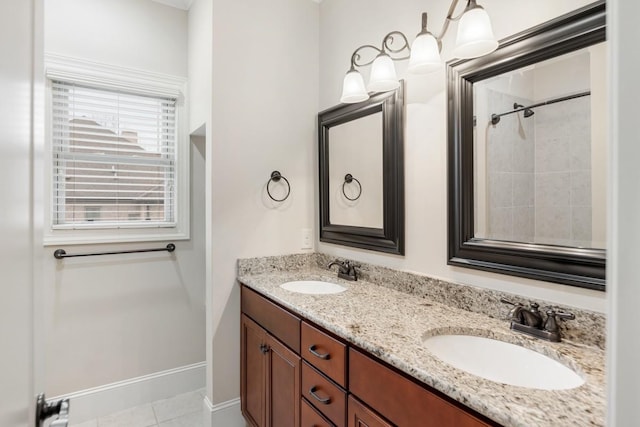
342;174;362;201
266;171;290;202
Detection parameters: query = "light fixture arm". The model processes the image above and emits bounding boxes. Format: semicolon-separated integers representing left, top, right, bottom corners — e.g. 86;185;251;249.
348;0;474;71
434;0;474;42
348;30;413;70
381;31;412;59
340;0;497;104
349;45;383;69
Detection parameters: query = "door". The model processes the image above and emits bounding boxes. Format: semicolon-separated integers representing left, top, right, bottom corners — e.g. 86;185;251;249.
241;315;268;427
266;334;300;427
0;0;37;426
241;314;301;427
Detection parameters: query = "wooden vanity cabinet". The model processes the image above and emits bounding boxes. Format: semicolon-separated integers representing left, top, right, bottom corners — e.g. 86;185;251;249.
347;396;392;427
301;322;348;426
241;314;268;427
301;322;347;388
240;285;500;427
349;349;494;427
242;286;301;353
302;397;334;427
241;286;303;427
301;361;346;427
241;314;301;427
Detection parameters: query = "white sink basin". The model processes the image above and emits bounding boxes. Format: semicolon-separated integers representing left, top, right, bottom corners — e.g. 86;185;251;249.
279;280;347;295
423;334;584;390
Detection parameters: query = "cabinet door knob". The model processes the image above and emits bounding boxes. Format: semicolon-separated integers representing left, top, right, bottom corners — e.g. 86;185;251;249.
308;386;331;405
259;344;269;354
308;345;331;360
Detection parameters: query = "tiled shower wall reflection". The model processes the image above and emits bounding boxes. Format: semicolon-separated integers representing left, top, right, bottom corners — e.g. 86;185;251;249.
486;89;591;246
534;96;591;246
487;90;536;242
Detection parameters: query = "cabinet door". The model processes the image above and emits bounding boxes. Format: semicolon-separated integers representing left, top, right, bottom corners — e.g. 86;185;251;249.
347;396;392;427
266;334;301;427
242;315;268;427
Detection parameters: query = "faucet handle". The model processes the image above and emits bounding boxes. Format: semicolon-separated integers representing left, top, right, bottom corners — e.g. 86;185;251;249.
543;308;575;333
558;311;575;320
341;260;353;272
544;307;575;320
341;260;361;271
500;298;522;307
500;298;525;323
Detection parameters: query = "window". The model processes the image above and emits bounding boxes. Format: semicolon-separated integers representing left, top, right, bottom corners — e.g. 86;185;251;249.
45;55;188;245
84;206;101;222
52;81;177;228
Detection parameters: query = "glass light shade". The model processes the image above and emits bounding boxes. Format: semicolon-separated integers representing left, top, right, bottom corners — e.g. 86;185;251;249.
408;32;441;74
367;53;400;92
452;7;498;59
340;70;369;103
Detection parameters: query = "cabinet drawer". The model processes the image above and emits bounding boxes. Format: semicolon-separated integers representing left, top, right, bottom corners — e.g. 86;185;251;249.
349;349;493;427
302;397;335;427
347;396;392;427
302;362;346;427
301;322;347;388
241;286;301;353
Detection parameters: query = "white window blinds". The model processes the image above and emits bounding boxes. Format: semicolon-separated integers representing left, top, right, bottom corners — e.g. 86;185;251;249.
51;80;177;228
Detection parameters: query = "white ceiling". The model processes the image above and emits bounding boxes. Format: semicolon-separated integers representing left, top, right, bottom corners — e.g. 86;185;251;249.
151;0;320;10
149;0;193;11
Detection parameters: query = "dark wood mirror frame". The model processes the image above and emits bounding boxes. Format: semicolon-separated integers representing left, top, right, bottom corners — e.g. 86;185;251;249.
319;84;404;255
447;1;606;291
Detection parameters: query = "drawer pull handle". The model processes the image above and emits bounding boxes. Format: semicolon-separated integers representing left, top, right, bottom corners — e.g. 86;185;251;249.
309;386;331;405
309;345;331;360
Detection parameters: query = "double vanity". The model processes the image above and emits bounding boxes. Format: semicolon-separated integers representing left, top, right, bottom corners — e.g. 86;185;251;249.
242;5;607;425
238;253;605;427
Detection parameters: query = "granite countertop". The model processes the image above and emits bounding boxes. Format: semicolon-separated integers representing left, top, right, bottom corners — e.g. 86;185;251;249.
238;267;606;427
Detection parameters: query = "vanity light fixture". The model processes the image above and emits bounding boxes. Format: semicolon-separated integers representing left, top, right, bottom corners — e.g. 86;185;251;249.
339;0;498;104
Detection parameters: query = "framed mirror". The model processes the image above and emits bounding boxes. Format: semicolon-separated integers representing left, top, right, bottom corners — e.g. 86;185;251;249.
319;84;404;254
447;1;606;290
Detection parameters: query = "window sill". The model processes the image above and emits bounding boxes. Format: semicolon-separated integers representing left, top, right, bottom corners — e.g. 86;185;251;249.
43;229;189;246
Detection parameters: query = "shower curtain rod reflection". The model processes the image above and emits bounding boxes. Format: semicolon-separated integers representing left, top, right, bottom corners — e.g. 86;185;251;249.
490;91;591;125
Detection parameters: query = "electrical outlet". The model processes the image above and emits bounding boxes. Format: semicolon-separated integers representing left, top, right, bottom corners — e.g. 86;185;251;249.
301;228;313;250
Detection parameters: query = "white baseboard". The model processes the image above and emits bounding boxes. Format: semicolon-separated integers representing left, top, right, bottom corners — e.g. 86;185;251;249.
203;396;244;427
49;361;206;424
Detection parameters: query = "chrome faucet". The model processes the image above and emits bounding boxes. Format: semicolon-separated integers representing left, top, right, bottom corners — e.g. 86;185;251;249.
327;259;359;281
500;298;575;342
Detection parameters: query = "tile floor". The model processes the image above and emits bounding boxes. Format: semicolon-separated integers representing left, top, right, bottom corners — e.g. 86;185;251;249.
70;388;206;427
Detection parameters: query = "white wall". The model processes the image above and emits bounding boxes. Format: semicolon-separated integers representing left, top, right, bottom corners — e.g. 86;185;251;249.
318;0;606;312
43;0;205;396
607;0;640;424
188;0;212;134
187;0;213;409
0;0;37;424
210;0;319;404
45;0;187;77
